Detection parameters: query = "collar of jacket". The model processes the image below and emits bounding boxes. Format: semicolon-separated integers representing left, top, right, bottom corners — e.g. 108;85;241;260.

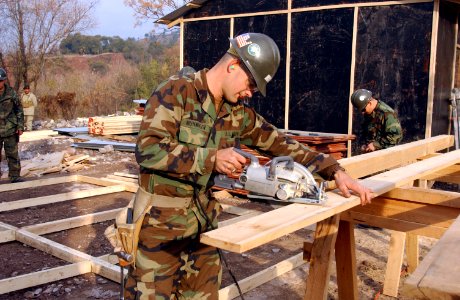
191;69;239;120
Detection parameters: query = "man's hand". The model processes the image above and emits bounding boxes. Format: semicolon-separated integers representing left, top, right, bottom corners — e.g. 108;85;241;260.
215;147;247;176
17;130;23;136
333;169;373;205
361;142;376;153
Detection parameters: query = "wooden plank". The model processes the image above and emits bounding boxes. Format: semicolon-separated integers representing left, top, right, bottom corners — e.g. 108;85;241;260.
404;215;460;299
0;175;78;193
383;231;406;297
304;215;340;300
0;185;126;212
350;197;459;229
77;175;138;193
342;211;447;239
218;253;305;300
338;135;453;179
335;220;358;300
22;208;122;235
15;228;121;282
113;172;138;179
383;187;460;208
406;233;419;274
0;261;92;294
0;222;16;243
106;174;138;183
201;150;460;253
421;164;460;183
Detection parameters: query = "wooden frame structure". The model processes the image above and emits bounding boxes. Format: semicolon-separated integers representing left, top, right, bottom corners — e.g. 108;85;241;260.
1;134;459;298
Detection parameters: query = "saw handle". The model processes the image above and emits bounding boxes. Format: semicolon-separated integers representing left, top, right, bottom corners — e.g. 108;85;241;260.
233;148;259;167
268;156;294;180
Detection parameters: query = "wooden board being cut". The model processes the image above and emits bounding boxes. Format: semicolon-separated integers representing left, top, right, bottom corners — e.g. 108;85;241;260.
200;149;460;253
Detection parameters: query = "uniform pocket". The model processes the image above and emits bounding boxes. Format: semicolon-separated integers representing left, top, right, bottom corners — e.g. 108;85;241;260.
178;119;210;146
144;207;189;240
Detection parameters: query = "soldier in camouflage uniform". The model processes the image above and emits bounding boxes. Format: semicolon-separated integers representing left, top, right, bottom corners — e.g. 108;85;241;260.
351;89;403;152
0;68;24;183
126;33;372;300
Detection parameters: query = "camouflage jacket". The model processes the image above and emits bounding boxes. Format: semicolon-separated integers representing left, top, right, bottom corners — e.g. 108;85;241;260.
362;100;403;149
0;84;24;137
136;69;342;197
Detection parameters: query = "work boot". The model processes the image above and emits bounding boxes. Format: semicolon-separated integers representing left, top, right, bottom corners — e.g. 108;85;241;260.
10;177;24;183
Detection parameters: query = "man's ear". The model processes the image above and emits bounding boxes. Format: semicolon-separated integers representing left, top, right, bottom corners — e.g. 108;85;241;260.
227;59;239;72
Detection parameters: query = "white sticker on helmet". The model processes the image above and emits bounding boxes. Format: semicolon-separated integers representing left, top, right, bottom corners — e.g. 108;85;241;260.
265;75;272;82
247;43;260;57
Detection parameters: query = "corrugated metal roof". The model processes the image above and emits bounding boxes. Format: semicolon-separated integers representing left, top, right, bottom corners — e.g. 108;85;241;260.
156;0;209;25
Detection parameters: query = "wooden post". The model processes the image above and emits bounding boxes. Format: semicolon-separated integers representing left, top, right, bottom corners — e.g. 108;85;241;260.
335;219;358;300
383;231;406;297
406;233;419;273
304;215;340;300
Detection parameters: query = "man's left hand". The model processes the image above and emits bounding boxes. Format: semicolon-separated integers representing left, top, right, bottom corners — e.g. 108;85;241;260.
17;130;23;136
333;169;373;205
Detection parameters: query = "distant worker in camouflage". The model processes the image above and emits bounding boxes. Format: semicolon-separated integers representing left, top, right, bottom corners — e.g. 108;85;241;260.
126;33;372;300
0;68;24;183
351;89;403;152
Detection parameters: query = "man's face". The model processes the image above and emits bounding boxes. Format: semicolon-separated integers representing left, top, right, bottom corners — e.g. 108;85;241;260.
24;88;30;94
224;61;258;104
361;99;373;115
0;80;5;90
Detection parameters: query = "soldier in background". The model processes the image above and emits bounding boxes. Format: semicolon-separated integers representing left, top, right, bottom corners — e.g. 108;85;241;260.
125;33;372;299
0;68;24;183
351;89;403;152
21;84;38;131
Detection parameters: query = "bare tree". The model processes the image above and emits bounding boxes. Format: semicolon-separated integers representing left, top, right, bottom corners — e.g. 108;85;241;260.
123;0;186;25
0;0;98;90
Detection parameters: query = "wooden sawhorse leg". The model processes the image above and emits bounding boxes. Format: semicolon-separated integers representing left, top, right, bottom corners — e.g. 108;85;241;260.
304;215;340;300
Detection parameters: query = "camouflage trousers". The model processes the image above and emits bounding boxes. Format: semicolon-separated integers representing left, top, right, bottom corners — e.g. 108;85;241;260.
124;199;222;300
0;134;21;179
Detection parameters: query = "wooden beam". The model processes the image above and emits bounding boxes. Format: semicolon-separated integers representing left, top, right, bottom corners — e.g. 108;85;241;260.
404;215;460;299
0;261;92;294
22;208;122;235
338;135;453;179
218;253;305;300
383;231;406;297
382;186;460;208
341;212;447;239
77;175;138;193
15;228;120;282
0;185;126;212
335;220;358;300
201;150;460;253
304;215;340;300
406;233;419;274
0;175;78;193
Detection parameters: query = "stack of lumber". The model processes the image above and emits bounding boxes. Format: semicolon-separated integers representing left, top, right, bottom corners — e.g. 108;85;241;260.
19;152;90;177
88;115;142;135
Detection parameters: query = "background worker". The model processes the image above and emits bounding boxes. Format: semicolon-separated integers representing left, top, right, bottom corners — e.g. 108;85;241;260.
351;89;403;152
127;33;372;299
0;68;24;183
20;84;38;131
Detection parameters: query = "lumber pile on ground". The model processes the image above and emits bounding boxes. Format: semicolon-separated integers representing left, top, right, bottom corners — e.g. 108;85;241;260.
88;115;142;135
19;152;90;177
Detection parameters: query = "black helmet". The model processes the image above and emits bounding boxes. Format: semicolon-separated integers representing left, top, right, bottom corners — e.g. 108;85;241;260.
351;89;373;111
229;33;280;97
0;68;6;81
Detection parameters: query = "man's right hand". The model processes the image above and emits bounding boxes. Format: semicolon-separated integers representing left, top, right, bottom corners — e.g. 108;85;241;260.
214;147;247;175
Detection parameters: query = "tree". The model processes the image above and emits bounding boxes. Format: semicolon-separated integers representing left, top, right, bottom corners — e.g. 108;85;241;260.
0;0;98;90
123;0;187;25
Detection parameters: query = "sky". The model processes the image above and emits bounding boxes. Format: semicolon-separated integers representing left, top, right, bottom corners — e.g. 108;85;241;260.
86;0;156;39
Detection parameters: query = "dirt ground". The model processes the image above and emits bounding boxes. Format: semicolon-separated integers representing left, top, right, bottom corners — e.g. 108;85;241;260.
0;134;437;299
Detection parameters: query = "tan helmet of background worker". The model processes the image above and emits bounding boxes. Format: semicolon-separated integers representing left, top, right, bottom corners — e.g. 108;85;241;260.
351;89;403;152
20;84;38;131
120;33;372;299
